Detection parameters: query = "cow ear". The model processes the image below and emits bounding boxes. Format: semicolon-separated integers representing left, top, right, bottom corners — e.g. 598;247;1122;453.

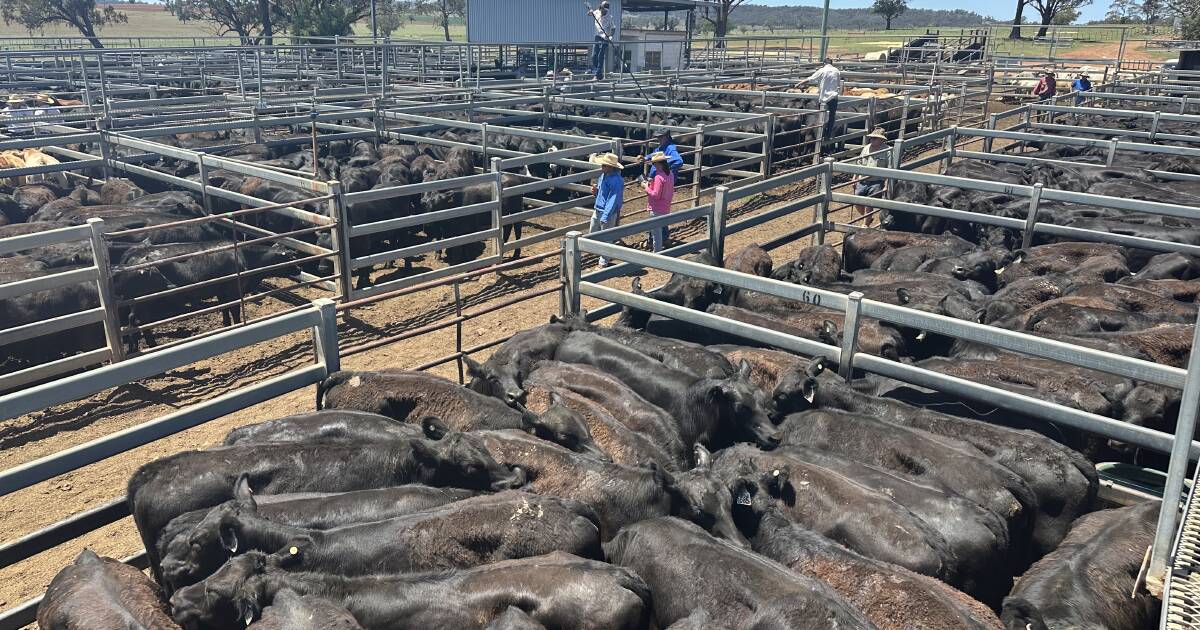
765;468;791;497
233;474;258;512
421;416;450;441
805;357;826;377
737;359;752;380
549;314;561;323
731;477;757;508
650;462;678;491
693;444;713;470
822;320;837;336
237;596;261;627
276;536;310;568
462;355;484;379
549;390;563;407
706;385;724;405
896;288;911;304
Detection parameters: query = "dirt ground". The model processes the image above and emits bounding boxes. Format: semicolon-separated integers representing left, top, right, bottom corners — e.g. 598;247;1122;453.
0;162;835;610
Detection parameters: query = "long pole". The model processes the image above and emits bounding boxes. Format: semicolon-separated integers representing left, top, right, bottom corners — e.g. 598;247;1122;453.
818;0;831;61
371;0;378;41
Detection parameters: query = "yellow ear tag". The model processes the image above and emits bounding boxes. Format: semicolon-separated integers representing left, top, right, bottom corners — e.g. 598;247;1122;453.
289;546;299;555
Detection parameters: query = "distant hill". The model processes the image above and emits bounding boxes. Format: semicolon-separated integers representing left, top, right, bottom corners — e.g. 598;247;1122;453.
629;5;991;31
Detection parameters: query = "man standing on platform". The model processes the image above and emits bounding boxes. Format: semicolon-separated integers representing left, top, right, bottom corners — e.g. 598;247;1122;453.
803;58;843;154
587;2;615;81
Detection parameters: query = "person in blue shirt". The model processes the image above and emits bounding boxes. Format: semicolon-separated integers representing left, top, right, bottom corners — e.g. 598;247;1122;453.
640;128;684;178
1072;73;1092;107
589;152;625;267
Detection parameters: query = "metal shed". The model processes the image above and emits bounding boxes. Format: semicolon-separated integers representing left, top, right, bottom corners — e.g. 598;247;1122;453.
466;0;626;44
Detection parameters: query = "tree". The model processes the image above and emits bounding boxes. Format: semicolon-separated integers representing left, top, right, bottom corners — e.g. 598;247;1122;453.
699;0;748;46
277;0;370;38
1026;0;1090;37
0;0;126;47
410;0;462;41
1141;0;1165;24
1050;5;1079;23
871;0;906;29
1105;0;1139;22
164;0;262;42
1009;0;1028;39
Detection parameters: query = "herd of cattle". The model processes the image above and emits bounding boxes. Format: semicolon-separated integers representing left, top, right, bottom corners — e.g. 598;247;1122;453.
35;300;1162;629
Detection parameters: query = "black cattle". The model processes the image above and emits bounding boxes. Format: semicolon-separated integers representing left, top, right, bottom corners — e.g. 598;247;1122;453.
724;243;774;277
776;406;1037;547
37;549;181;629
997;242;1130;287
465;319;583;404
1023;301;1191;334
614;251;726;330
707;303;905;361
1119;277;1200;303
748;508;1004;630
714;444;958;582
478;429;747;546
770;244;841;285
772;444;1013;605
164;490;601;590
553;330;778;449
246;588;363;629
423;173;524;262
1001;502;1159;630
1134;252;1200;280
842;230;975;272
316;370;603;458
605;517;875;629
782;376;1097;557
522;359;692;469
171;551;650;630
484;607;545;630
116;240;298;351
128;429;524;582
977;274;1072;324
223;410;423;445
158;479;475;593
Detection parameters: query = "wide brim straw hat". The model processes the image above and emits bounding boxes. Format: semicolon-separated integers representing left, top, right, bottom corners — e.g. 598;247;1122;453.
6;95;24;104
866;128;888;141
648;151;669;163
590;152;622;169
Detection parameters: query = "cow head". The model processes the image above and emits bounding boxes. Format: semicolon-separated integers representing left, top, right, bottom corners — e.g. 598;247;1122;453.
520;393;609;461
419;417;526;491
660;446;750;549
771;359;823;417
463;354;525;406
170;551;270;630
160;475;258;592
705;361;779;448
728;467;793;537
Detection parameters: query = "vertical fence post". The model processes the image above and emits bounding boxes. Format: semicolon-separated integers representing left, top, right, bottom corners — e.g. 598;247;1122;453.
96;52;110;118
1106;137;1119;167
1149;111;1161;144
983;64;995;117
563;231;582;317
1147;308;1200;596
693;124;705;202
96;117;113;180
887;140;903;200
490;157;505;260
87;218;124;363
898;92;911;142
453;280;465;384
197;154;211;214
327;181;353;301
1022;183;1043;250
837;291;864;380
940;127;957;174
709;186;729;263
312;297;340;374
815;158;833;245
813;108;827;166
762;113;775;178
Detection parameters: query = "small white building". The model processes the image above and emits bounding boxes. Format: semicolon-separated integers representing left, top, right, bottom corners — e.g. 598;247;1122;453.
619;28;688;72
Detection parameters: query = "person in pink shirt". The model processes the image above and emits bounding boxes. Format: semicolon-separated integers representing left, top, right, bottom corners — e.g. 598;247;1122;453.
642;152;675;252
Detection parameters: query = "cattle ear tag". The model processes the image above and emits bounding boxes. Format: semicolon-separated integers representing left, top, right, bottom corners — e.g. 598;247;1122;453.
289;546;299;556
243;607;254;626
736;489;753;506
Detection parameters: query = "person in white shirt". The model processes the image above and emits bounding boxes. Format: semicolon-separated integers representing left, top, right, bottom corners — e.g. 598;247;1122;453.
588;1;615;80
803;58;842;152
853;127;890;226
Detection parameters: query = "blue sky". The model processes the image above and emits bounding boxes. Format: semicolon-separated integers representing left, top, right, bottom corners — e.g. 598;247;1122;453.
750;1;1111;24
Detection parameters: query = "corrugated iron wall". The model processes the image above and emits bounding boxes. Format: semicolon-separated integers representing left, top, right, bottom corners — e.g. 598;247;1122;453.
467;0;623;44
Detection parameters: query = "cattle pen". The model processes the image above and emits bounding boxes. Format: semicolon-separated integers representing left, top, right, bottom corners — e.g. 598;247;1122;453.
0;32;1198;629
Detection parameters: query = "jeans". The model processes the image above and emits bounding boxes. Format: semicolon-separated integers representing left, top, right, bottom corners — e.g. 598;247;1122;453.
648;212;669;252
822;97;839;145
589;210;621;264
591;37;609;79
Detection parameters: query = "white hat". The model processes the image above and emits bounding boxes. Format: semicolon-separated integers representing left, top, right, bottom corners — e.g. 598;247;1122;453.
865;127;888;141
590;152;622;169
